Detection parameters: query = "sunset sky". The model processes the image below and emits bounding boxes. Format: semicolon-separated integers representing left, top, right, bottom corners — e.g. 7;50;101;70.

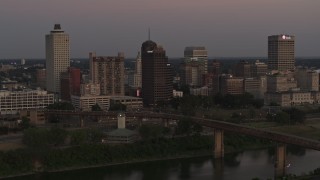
1;0;320;58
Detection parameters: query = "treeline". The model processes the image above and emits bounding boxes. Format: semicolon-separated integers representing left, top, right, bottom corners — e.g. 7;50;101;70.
168;93;263;116
0;126;272;177
266;108;306;125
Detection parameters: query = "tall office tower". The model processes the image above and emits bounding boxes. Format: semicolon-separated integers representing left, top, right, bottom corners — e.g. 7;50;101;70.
90;53;125;96
182;47;208;86
141;40;172;106
46;24;70;94
268;34;295;71
133;52;142;88
36;69;46;89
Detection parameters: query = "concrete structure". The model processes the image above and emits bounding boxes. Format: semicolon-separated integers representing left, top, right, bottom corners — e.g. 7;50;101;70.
295;67;319;91
133;52;142;88
173;90;183;97
268;34;295;71
71;95;142;111
190;86;211;96
244;76;267;99
266;73;297;92
20;109;46;125
90;53;125;96
109;96;143;110
220;74;244;95
141;40;172;106
251;60;268;77
181;47;208;87
71;95;110;111
105;113;138;144
80;82;101;96
0;89;54;115
45;24;70;94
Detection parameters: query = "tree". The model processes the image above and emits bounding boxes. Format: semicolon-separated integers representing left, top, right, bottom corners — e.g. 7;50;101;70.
47;102;74;110
274;112;290;124
284;108;306;124
91;104;102;111
176;117;193;135
19;116;31;129
109;102;126;111
139;124;164;140
47;127;68;146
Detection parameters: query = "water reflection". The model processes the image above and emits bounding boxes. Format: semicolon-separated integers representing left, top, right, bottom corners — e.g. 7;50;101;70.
8;149;320;180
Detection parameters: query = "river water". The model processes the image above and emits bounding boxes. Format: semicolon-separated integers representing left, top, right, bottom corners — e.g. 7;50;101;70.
10;148;320;180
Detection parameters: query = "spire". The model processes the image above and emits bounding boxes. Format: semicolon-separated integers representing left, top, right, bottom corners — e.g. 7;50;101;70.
148;28;150;41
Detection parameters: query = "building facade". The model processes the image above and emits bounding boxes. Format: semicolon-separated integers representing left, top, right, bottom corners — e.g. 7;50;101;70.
45;24;70;94
90;53;125;96
181;46;208;86
60;67;81;101
141;40;172;106
268;34;295;71
0;89;54;115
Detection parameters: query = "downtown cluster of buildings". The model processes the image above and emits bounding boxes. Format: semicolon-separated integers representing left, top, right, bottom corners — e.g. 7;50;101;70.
1;25;320;121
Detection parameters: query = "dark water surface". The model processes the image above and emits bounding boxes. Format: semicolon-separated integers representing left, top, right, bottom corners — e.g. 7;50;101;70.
9;148;320;180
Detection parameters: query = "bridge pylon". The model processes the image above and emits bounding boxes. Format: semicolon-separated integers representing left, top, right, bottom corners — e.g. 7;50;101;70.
214;129;224;158
274;144;286;178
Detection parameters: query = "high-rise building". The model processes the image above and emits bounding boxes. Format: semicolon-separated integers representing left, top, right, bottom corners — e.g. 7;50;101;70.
90;52;125;96
251;60;268;77
45;24;70;94
134;52;142;88
36;69;46;89
181;47;208;86
268;34;295;71
141;40;172;106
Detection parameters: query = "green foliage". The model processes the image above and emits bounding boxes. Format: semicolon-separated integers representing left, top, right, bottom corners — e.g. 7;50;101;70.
109;102;126;111
176;117;203;136
283;108;306;124
91;103;102;111
23;127;67;148
69;129;103;145
47;102;75;110
139;124;166;140
0;127;9;135
274;112;291;124
20;116;31;129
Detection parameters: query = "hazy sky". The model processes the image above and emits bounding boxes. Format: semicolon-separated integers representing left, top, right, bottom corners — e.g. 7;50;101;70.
1;0;320;58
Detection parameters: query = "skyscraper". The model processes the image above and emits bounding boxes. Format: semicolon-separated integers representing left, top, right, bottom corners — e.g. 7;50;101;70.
268;34;295;71
45;24;70;94
181;46;208;87
90;52;125;96
141;40;172;106
133;52;142;88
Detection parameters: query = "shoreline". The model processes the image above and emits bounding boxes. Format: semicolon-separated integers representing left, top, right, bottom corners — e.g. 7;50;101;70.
1;146;272;179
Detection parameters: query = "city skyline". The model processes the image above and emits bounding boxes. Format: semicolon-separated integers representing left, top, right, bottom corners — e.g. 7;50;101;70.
1;0;320;58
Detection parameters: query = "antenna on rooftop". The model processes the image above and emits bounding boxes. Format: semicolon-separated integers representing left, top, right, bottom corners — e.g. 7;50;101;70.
148;28;150;40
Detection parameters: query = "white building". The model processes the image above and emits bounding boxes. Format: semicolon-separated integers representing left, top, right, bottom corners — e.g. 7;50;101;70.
46;24;70;94
0;89;54;115
71;95;143;111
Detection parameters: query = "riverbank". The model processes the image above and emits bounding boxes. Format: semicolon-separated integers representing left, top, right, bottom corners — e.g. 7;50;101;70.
0;134;273;179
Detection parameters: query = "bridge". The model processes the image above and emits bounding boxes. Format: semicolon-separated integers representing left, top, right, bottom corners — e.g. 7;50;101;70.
44;110;320;178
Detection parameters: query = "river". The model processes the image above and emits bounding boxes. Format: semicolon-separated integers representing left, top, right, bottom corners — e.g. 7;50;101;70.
9;148;320;180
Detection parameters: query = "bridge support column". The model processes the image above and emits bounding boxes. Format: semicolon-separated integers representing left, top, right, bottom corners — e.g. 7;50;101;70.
275;144;286;178
80;116;84;127
214;129;224;158
213;157;224;179
163;119;169;127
